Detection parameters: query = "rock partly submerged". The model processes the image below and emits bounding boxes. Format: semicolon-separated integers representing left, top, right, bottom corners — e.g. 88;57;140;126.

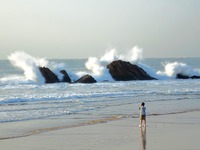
107;60;156;81
75;74;97;83
176;74;200;79
39;67;60;83
60;70;71;83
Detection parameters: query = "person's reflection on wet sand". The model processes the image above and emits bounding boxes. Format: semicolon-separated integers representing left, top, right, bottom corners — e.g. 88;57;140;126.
140;127;147;150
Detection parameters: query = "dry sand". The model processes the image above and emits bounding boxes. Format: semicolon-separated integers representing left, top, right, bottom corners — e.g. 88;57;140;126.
0;111;200;150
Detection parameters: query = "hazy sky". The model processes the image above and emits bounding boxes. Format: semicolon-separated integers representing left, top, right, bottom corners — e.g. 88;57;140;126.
0;0;200;59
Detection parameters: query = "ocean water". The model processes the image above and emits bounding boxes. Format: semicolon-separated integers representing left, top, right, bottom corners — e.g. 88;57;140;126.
0;51;200;138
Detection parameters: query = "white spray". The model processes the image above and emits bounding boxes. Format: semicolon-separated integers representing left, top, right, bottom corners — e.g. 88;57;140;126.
7;51;47;83
157;62;200;78
82;46;144;81
119;46;143;63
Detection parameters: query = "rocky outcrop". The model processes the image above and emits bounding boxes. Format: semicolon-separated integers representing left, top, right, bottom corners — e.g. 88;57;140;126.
107;60;156;81
39;60;157;84
39;67;97;84
39;67;60;83
176;74;200;79
60;70;71;83
39;67;72;83
75;74;97;83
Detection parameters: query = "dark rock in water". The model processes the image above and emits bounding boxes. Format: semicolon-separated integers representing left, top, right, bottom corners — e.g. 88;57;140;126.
39;67;59;83
177;74;200;79
191;75;200;79
75;74;97;83
107;60;156;81
60;70;71;83
176;74;190;79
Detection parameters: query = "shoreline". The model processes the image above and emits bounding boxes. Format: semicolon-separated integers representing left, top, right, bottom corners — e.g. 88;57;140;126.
0;111;200;149
0;109;199;140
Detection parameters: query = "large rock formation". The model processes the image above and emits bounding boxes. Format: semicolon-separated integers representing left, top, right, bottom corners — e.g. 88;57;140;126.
39;67;60;83
75;74;97;83
107;60;156;81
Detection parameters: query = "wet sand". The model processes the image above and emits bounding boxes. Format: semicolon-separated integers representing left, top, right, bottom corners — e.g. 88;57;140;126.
0;111;200;150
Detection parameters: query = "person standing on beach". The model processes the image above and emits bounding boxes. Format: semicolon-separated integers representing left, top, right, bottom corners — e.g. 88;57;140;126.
139;102;146;127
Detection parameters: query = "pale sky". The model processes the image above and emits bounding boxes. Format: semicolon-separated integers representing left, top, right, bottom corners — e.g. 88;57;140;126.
0;0;200;59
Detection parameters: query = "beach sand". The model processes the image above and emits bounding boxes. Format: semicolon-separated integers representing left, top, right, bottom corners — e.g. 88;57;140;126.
0;111;200;150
